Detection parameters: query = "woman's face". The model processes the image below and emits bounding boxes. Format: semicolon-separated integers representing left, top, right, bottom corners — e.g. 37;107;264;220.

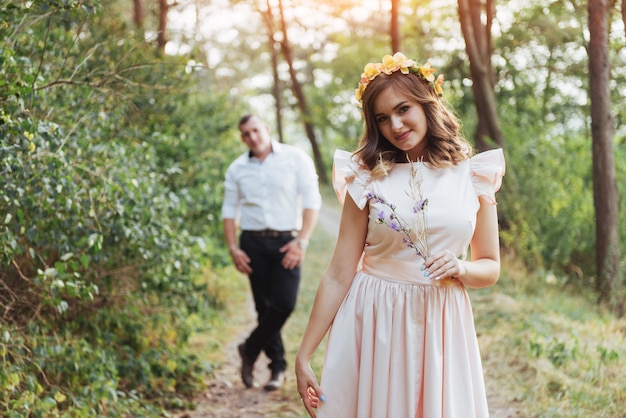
372;85;428;161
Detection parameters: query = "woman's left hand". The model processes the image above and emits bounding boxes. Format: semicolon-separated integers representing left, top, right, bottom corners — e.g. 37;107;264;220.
423;250;462;281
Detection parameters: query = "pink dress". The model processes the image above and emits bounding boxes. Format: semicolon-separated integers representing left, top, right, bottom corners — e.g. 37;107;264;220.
317;149;505;418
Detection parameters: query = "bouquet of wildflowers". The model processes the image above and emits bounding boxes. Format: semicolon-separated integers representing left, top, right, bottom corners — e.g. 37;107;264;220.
368;161;430;259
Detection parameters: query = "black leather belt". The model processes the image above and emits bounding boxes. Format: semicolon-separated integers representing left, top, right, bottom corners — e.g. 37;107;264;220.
244;229;295;239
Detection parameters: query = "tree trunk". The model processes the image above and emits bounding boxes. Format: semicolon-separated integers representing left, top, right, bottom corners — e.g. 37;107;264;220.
133;0;144;29
457;0;504;150
588;0;623;317
157;0;169;53
261;2;285;143
269;42;285;144
391;0;402;53
275;0;328;184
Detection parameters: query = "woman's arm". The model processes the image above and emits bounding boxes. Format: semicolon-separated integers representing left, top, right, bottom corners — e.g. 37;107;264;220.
458;195;501;288
295;193;368;417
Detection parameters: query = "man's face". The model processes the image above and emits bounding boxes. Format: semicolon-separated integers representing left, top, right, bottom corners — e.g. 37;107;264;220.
239;117;272;158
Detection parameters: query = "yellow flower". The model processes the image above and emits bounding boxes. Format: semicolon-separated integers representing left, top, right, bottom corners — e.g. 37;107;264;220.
24;131;34;141
363;62;382;81
381;54;399;74
354;53;444;105
28;142;36;153
393;52;417;74
434;74;445;96
355;87;363;104
417;63;436;82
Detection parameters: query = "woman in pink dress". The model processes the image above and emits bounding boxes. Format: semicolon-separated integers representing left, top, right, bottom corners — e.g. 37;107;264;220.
295;52;505;418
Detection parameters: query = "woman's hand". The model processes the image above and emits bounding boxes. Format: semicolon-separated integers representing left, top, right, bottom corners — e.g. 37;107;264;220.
423;249;463;281
423;198;501;288
295;355;325;418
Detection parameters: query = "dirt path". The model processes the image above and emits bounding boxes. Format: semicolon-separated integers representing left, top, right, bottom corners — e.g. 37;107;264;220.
175;337;289;418
173;205;343;418
175;203;520;418
174;290;301;418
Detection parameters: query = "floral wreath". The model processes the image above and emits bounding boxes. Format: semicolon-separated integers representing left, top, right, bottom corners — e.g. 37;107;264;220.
354;52;445;107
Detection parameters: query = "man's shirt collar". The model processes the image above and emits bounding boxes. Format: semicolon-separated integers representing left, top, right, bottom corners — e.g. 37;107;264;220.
247;140;283;160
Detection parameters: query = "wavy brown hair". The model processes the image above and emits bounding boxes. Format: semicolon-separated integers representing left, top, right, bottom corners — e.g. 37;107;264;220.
354;71;472;178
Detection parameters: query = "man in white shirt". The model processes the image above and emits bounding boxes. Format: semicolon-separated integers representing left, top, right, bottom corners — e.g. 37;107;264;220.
221;114;321;391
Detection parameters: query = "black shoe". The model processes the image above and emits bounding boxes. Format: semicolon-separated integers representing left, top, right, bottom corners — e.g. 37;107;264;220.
238;343;254;388
264;370;285;391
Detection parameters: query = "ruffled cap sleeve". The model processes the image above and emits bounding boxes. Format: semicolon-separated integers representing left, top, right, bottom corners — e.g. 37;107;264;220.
332;149;372;209
471;148;505;204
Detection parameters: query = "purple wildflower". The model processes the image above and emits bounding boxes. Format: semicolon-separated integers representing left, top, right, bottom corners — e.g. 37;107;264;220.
369;161;430;258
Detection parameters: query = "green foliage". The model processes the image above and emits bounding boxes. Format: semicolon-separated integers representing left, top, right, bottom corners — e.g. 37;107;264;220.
0;314;204;416
497;128;596;279
0;0;238;415
485;0;624;287
472;264;626;417
530;336;579;368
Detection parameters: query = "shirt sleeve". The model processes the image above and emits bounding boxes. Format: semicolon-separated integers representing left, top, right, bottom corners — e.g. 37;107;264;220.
332;149;372;210
470;148;505;205
296;149;322;210
220;164;241;220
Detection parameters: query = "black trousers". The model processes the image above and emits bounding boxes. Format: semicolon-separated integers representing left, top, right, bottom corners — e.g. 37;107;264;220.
239;231;301;372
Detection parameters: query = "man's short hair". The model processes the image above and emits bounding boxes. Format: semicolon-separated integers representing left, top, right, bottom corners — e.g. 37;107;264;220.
238;114;257;127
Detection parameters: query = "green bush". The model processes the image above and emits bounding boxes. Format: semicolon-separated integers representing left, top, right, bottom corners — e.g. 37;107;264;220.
0;1;239;415
497;120;596;285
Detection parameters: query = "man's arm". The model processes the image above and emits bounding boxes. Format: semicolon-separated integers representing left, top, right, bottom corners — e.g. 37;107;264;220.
223;218;252;275
294;208;319;250
280;148;321;269
280;208;319;270
223;218;239;252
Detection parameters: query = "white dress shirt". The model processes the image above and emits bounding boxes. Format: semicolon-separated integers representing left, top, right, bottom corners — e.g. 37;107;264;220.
221;141;322;231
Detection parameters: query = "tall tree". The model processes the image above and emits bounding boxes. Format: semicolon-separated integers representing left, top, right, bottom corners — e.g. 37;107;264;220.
588;0;623;317
274;0;328;184
391;0;402;52
133;0;144;29
260;1;285;143
457;0;504;150
157;0;169;53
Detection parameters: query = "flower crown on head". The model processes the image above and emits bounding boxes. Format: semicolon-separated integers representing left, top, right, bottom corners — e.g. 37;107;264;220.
354;52;445;107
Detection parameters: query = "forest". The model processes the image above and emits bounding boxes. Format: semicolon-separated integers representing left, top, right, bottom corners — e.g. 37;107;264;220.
0;0;625;416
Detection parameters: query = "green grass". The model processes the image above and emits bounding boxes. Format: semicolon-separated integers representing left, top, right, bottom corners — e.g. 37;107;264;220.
472;257;626;417
184;264;252;367
195;185;626;417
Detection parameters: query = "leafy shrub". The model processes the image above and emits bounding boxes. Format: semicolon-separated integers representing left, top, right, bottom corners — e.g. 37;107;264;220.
497;121;596;285
1;1;239;415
